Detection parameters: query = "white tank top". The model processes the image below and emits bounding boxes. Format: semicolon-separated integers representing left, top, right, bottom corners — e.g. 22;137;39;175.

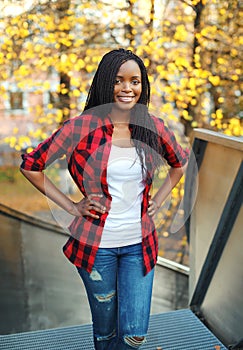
100;144;145;248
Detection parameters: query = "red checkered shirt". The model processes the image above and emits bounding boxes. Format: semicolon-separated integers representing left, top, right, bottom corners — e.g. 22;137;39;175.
21;112;189;275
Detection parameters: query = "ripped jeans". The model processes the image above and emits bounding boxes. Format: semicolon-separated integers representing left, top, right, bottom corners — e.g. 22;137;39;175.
76;243;154;350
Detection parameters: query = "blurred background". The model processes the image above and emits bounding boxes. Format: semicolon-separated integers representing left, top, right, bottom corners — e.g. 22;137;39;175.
0;0;242;267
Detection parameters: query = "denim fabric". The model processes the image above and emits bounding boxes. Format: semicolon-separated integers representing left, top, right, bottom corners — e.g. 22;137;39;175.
77;243;154;349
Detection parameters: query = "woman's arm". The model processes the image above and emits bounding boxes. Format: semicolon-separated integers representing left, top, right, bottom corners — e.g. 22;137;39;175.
148;162;188;217
20;168;106;219
20;168;78;215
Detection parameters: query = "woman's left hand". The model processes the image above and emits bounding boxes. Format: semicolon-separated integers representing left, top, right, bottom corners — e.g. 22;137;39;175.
148;199;159;217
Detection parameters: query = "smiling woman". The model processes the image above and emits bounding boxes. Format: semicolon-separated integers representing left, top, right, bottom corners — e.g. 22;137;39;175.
20;48;189;350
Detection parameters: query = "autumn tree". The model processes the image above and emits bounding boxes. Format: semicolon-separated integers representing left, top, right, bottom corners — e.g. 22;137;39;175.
123;0;242;137
1;0;241;149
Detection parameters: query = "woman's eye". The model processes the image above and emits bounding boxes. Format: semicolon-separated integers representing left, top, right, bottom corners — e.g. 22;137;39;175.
115;79;121;84
132;80;139;85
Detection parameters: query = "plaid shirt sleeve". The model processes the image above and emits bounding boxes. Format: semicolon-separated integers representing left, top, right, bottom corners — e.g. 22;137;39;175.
20;120;74;171
152;116;189;168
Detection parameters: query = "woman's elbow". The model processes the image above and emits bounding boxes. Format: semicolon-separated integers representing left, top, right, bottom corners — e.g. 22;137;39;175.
19;166;29;177
19;167;40;180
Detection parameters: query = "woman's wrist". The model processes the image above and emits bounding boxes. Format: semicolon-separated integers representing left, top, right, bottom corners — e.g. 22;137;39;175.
66;200;78;216
151;198;160;210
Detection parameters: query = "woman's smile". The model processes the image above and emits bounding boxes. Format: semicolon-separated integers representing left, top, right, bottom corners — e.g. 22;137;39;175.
117;95;135;103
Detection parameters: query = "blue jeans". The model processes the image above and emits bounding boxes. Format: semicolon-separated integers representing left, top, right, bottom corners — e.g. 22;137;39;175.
76;243;154;350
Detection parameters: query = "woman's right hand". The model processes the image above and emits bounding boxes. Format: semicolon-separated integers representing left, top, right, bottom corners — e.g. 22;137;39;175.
71;194;107;219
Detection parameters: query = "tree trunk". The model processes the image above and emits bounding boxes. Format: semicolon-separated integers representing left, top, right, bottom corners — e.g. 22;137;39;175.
182;0;205;136
56;0;71;123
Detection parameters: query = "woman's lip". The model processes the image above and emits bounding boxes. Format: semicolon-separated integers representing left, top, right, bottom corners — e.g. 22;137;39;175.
117;96;135;102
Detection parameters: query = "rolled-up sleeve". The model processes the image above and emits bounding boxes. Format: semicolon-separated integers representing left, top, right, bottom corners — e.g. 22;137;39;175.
154;117;189;168
20;120;73;171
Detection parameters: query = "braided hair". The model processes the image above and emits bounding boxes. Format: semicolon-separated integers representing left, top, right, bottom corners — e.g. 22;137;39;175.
84;48;163;181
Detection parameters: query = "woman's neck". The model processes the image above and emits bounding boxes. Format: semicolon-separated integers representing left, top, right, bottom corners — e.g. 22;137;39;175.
109;109;130;125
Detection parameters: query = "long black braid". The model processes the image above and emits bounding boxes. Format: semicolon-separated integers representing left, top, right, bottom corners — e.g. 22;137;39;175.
83;48;164;181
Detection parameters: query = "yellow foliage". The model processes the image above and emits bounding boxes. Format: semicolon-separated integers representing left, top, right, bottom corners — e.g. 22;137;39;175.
72;89;81;97
143;58;150;67
56;110;63;121
26;147;34;153
182;110;193;121
1;0;241;161
148;75;154;83
43;81;51;90
219;8;226;15
156;65;164;74
74;59;85;71
60;88;69;94
208;75;220;86
15;145;21;151
175;57;189;69
168;114;178;122
162;103;173;113
230;48;238;57
86;65;95;73
218;97;224;103
217;57;226;65
216;109;223;120
231;75;239;81
188;78;196;90
6;52;13;59
174;25;187;42
226;118;243;137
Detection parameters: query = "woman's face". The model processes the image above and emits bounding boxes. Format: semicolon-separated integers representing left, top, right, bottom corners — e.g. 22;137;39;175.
113;60;142;111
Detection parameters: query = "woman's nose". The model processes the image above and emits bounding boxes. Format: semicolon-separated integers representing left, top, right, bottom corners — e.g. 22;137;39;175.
122;82;132;91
